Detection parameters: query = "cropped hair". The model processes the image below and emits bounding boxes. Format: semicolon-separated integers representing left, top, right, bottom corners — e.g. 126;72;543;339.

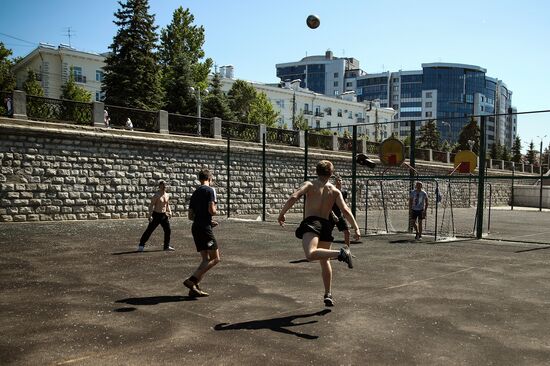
316;160;334;178
198;169;212;182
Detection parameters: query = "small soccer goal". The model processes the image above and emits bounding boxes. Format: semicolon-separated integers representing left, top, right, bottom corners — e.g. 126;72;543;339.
362;177;492;241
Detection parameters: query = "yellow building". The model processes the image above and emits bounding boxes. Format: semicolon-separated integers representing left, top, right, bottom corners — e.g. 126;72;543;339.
12;43;107;101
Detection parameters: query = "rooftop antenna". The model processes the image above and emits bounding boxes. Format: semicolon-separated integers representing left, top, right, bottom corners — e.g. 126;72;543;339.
62;27;74;47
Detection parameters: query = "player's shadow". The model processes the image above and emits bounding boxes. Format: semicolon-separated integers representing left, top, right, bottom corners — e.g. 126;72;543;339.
214;309;331;340
115;295;197;305
111;249;164;255
333;240;362;245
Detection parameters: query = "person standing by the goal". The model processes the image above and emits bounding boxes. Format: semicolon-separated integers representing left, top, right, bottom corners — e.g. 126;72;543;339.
409;181;428;240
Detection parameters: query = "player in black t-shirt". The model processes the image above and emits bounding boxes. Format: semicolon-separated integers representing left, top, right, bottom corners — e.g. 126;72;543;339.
183;169;220;297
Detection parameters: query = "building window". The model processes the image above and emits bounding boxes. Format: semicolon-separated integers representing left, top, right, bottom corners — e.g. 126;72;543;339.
337;109;343;117
96;70;104;82
392;95;398;101
72;66;85;83
346;82;353;87
326;121;331;128
426;92;432;98
393;85;399;92
334;72;339;78
334;90;339;96
425;111;432;117
394;122;398;129
337;123;342;132
366;116;370;123
334;81;338;87
393;78;399;83
316;121;321;129
325;107;332;116
425;101;432;108
348;111;353;119
392;104;399;110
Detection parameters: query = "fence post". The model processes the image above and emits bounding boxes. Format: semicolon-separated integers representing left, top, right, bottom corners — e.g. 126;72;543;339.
488;159;493;169
212;117;222;139
520;163;524;173
428;149;433;162
361;136;366;154
12;90;27;120
331;133;338;151
500;159;505;170
446;151;450;163
158;110;168;134
297;130;305;148
258;124;266;143
92;102;104;127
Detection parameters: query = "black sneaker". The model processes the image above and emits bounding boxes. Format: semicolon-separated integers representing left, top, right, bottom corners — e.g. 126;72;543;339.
183;279;195;290
188;286;209;297
324;293;334;307
338;247;354;269
164;246;175;251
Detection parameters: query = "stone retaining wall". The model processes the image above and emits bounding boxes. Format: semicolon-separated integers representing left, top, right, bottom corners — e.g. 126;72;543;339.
0;119;531;222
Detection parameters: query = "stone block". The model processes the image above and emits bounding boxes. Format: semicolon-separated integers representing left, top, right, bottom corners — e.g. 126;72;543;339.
77;213;88;220
40;214;53;221
13;215;26;222
27;214;40;221
0;215;13;222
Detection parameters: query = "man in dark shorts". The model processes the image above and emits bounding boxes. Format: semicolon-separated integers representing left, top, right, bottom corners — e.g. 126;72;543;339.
330;175;350;246
184;169;220;297
278;160;361;307
409;181;428;240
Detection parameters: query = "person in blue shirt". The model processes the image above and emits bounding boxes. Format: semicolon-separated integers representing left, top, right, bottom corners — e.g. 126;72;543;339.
409;181;428;240
184;169;220;297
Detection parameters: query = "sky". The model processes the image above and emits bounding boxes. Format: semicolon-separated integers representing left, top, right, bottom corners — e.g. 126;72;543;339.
1;0;549;152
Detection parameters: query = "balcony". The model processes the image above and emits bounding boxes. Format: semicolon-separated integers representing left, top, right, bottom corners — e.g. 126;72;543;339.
303;110;313;115
357;117;365;123
315;111;324;117
74;75;87;83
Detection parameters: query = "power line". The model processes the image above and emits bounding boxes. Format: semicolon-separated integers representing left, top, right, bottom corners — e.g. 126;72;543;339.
0;32;37;46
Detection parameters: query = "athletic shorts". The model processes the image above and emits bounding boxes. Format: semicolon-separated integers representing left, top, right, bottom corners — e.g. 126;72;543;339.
295;216;334;242
411;209;424;220
192;224;218;252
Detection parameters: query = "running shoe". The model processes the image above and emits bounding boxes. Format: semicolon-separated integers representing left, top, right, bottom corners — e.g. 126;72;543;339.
137;245;144;252
338;247;354;269
324;293;334;307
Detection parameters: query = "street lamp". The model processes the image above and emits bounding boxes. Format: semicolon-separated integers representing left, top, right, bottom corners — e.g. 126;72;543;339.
288;79;301;129
189;86;208;136
439;121;451;143
536;135;547;211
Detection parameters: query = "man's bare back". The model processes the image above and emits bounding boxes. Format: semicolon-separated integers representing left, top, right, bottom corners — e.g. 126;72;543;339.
304;179;340;219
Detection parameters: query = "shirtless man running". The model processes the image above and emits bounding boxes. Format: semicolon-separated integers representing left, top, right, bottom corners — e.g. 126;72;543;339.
278;160;360;306
137;180;174;252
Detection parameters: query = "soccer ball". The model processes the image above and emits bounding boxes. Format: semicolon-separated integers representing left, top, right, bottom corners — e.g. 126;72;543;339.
306;15;320;29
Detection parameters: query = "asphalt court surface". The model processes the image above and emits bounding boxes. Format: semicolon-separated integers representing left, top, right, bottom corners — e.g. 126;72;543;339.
1;213;549;365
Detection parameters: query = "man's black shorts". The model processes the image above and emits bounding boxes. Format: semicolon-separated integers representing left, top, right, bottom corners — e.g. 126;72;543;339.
411;209;424;220
192;224;218;252
295;216;334;242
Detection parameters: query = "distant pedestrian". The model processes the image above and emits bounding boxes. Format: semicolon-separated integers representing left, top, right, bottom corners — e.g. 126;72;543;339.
4;96;12;117
125;117;133;130
137;180;174;252
409;181;428;240
103;108;110;128
183;169;220;297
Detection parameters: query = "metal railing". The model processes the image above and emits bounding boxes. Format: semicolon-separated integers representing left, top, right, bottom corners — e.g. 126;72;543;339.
27;95;93;125
168;114;211;137
265;127;299;146
105;104;157;131
222;120;258;142
307;132;333;150
432;150;449;163
338;136;353;151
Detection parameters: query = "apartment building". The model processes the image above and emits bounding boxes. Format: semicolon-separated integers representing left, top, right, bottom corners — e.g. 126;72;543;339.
12;43;106;101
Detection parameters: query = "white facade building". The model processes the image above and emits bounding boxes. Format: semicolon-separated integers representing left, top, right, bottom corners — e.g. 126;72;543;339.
219;78;396;141
12;43;106;101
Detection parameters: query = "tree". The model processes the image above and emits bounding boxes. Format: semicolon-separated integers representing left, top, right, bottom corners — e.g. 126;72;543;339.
247;91;279;127
293;112;309;131
61;67;91;102
501;146;511;162
102;0;163;110
511;136;522;163
440;140;452;152
201;72;233;120
23;69;44;96
159;6;213;115
0;42;16;92
457;117;480;154
417;119;441;150
526;140;537;165
227;79;257;122
490;141;501;160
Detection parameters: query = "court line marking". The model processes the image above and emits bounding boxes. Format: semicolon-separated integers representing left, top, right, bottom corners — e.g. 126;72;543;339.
506;231;550;239
383;266;477;290
55;356;91;365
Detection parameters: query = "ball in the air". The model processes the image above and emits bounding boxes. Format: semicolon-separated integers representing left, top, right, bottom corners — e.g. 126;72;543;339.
306;15;320;29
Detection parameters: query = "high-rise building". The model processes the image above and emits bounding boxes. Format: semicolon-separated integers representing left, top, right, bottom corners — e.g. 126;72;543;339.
276;51;365;97
278;55;516;149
